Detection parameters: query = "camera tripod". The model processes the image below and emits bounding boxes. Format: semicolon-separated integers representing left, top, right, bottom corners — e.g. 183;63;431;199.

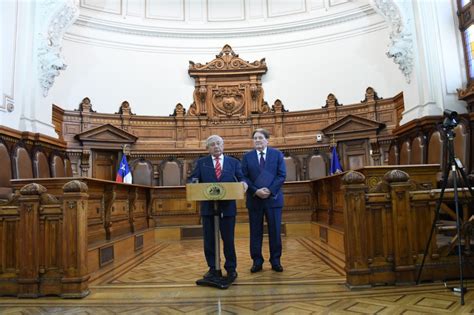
416;121;474;305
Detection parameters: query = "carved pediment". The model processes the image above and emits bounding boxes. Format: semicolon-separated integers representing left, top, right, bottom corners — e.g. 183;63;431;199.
189;44;267;73
76;124;138;146
323;115;385;135
187;45;268;120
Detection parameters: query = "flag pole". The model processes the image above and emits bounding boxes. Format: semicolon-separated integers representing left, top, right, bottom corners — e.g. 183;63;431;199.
331;133;336;148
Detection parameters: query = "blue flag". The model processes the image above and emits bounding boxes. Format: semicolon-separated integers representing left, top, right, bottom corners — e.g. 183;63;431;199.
330;146;343;175
116;155;132;184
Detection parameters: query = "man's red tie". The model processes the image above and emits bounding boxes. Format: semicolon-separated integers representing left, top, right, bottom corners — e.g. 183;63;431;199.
215;157;222;180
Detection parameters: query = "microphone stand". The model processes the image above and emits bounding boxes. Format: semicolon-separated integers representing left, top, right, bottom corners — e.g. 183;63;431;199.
195;200;230;289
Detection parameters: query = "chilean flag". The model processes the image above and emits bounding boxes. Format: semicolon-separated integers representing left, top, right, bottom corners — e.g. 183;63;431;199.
116;155;132;184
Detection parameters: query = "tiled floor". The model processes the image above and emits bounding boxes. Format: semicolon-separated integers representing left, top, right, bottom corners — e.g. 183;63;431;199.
1;237;473;314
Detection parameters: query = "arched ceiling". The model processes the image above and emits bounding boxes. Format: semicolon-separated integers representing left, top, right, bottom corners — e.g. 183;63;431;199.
75;0;376;38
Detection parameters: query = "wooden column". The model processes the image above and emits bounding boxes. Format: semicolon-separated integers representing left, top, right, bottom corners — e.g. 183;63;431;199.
61;180;90;298
385;169;416;284
17;183;45;297
342;171;370;287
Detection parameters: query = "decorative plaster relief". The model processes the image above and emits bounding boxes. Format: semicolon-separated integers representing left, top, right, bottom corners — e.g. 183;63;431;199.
37;0;79;97
369;0;413;83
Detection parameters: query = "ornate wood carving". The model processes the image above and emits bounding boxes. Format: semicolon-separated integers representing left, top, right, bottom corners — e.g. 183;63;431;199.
53;48;403;182
189;44;267;118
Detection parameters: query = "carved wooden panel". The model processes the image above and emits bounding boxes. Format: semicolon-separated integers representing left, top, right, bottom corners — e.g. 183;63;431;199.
51;46;405;182
87;196;105;245
0;216;19;273
341;140;368;170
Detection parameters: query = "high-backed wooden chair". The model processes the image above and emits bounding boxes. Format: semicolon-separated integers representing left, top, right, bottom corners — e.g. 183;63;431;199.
410;136;423;164
11;142;33;179
284;156;297;181
160;160;181;186
32;147;50;178
64;156;73;177
50;152;65;177
427;131;443;165
307;154;327;180
0;139;13;200
399;140;410;165
388;143;399;165
131;158;153;186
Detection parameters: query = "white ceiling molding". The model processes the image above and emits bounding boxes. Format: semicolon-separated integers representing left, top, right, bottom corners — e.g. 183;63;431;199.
368;0;413;83
64;19;386;54
80;0;122;15
72;4;376;39
38;0;79;96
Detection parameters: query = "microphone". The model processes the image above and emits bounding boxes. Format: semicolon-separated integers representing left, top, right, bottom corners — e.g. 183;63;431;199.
221;169;238;182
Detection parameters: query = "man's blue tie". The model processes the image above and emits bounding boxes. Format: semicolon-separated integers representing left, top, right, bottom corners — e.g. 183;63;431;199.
259;151;265;169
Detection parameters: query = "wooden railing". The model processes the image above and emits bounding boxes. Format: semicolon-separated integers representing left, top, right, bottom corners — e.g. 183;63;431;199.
311;165;473;287
0;181;89;297
1;165;472;297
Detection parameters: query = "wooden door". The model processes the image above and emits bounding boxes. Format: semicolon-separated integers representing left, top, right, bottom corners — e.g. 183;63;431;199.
92;151;118;181
341;139;369;170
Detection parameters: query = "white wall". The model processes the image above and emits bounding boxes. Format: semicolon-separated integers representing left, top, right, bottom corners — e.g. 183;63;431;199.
1;0;77;137
50;12;406;116
1;0;468;133
1;0;21;126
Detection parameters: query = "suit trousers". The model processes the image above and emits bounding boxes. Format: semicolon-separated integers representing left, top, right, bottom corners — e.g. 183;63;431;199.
248;205;282;266
202;215;237;272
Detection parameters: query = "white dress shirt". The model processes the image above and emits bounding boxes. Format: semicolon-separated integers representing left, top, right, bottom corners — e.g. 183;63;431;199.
212;154;224;169
256;147;267;161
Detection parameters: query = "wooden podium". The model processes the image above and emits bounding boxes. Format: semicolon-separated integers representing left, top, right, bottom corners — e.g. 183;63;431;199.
186;182;244;289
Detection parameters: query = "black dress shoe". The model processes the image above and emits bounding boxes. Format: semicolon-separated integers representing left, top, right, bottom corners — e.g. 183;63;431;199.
271;264;283;272
250;264;263;273
226;271;238;283
203;269;221;279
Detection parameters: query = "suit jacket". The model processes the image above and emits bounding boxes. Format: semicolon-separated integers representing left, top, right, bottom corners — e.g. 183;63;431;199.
189;155;244;216
242;147;286;209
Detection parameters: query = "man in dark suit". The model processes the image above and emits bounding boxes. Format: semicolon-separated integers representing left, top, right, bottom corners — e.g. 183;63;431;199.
242;128;286;273
189;135;247;284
